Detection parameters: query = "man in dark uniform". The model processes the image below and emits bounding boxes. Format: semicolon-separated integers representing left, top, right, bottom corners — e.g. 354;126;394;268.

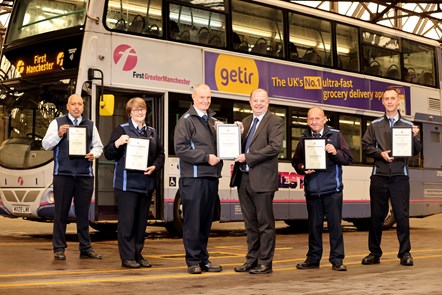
292;107;352;271
42;94;103;261
174;84;223;274
361;86;421;266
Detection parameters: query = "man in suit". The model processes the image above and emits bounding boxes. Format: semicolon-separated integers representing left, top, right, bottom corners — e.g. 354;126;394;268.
174;83;223;274
232;88;284;274
291;107;352;271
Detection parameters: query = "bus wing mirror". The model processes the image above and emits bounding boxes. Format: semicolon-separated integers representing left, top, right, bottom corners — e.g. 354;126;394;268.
99;94;114;116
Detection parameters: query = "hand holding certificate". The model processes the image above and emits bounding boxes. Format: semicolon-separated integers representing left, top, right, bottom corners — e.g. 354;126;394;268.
68;126;87;156
391;127;412;157
125;138;150;171
217;124;241;160
304;138;327;170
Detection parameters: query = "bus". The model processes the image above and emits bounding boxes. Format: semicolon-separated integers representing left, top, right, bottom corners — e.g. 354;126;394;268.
0;0;441;235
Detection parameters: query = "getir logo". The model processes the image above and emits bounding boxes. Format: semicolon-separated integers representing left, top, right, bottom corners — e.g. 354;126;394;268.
113;44;137;71
214;54;259;94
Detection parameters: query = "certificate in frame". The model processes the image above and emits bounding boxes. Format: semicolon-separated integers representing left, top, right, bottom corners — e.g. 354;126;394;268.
125;138;150;171
216;124;241;160
304;138;327;170
68;126;87;156
391;126;413;157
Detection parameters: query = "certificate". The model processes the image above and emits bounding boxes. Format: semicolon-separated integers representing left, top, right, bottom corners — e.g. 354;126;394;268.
391;127;412;157
304;138;327;170
216;124;241;160
68;126;87;156
125;138;150;171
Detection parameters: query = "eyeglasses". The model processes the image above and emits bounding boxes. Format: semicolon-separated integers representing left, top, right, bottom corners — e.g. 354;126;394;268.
131;108;145;113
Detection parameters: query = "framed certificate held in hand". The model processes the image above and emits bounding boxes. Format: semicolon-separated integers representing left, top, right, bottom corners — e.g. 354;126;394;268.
391;126;412;157
125;138;150;171
304;138;327;170
216;124;241;160
68;126;87;156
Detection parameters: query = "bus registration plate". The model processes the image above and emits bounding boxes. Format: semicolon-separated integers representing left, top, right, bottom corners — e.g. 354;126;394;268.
12;205;30;214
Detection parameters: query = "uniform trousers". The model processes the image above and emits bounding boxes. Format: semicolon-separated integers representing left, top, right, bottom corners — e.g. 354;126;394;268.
305;191;344;265
238;173;275;267
179;177;218;266
369;175;411;258
52;175;94;252
116;189;153;261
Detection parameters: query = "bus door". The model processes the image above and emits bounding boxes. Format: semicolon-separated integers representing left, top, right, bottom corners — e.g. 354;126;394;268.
94;89;165;228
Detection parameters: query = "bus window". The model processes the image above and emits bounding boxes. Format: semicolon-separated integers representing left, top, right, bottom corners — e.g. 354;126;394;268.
168;3;226;48
339;114;362;163
6;0;86;42
105;0;163;37
232;0;284;58
289;12;332;66
336;24;360;72
362;31;401;80
290;109;308;159
402;39;436;87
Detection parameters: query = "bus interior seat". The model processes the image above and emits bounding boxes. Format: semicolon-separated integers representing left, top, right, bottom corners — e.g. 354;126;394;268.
418;72;434;86
251;38;268;54
238;41;249;52
209;35;223;47
128;15;145;33
114;18;126;31
198;27;210;44
146;24;160;36
367;60;382;76
405;67;418;83
289;42;299;61
303;48;322;64
179;30;190;41
386;64;400;79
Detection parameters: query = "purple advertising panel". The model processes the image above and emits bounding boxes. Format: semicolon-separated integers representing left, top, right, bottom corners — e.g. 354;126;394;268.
205;52;410;115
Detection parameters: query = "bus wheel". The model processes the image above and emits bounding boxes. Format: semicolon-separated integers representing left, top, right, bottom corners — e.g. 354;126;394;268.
90;222;118;234
352;202;396;231
284;220;309;232
165;192;184;237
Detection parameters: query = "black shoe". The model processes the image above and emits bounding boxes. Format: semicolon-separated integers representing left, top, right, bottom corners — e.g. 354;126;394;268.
54;250;66;260
332;263;347;271
188;264;202;274
122;260;140;268
296;260;319;269
234;262;257;272
79;251;102;260
249;264;272;274
200;261;222;272
400;254;414;266
138;259;152;268
361;254;380;265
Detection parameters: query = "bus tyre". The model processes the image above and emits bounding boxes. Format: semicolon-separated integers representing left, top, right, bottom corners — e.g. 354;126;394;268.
89;222;118;234
352;210;396;231
284;220;309;232
165;192;184;237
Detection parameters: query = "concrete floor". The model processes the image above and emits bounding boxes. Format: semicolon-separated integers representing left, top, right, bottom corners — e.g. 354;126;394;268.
0;215;442;294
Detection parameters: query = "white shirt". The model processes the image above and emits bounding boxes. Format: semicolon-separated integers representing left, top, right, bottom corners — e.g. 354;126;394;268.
42;114;103;159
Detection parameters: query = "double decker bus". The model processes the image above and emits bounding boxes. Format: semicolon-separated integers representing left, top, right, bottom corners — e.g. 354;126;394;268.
0;0;441;235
